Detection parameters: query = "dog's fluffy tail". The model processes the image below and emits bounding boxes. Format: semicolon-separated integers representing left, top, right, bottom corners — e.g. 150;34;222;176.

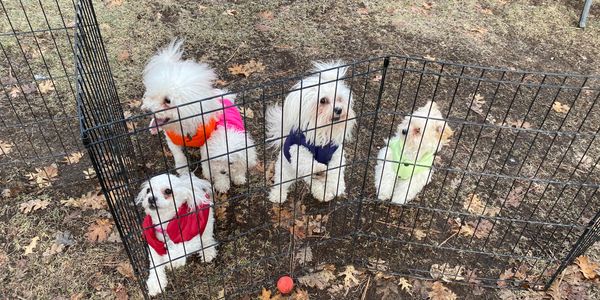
144;39;185;74
266;104;284;149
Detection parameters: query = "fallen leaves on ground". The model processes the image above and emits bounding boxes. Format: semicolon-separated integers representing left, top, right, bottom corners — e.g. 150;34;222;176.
575;256;599;279
63;151;84;164
26;163;59;188
19;198;50;214
83;167;96;180
24;236;40;255
497;268;514;288
228;60;265;77
506;186;525;208
240;106;254;118
1;140;14;155
113;284;128;300
423;54;436;61
552;101;570;113
258;10;274;20
105;0;123;8
422;2;433;10
117;50;130;62
338;265;362;290
398;277;412;294
38;80;54;94
116;261;135;279
430;263;466;282
375;276;399;299
42;243;65;257
448;218;493;239
298;264;336;290
295;246;313;264
85;219;113;242
224;9;238;16
546;264;591;300
357;7;369;15
505;119;532;129
463;193;500;217
428;281;457;300
61;190;106;210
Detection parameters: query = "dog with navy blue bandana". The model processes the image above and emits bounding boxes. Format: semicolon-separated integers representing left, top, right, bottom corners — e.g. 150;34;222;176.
266;61;356;203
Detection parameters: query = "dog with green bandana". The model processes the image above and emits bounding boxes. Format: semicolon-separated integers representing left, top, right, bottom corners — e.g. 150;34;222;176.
374;101;453;204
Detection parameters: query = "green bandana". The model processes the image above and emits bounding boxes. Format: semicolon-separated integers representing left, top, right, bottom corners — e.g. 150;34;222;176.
388;138;434;180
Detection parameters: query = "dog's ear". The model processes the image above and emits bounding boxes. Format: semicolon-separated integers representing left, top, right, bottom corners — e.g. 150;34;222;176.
135;181;149;205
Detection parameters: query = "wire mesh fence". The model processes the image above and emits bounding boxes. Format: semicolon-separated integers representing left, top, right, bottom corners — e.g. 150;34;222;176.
3;0;600;299
1;0;91;194
76;10;600;298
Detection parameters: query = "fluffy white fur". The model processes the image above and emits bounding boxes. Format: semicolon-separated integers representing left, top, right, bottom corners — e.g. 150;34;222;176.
136;173;217;296
142;39;257;192
267;61;356;203
374;101;453;204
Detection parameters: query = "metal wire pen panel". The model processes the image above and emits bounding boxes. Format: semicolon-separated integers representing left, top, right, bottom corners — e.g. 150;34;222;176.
71;3;600;300
1;0;91;192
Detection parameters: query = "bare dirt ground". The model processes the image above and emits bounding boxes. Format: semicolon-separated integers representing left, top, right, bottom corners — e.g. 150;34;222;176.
1;0;600;299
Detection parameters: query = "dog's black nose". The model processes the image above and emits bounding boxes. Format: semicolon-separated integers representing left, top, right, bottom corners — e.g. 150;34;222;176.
333;107;343;115
220;170;227;175
148;196;156;207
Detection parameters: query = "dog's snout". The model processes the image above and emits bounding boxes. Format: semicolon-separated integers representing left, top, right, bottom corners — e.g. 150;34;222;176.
333;107;343;115
148;196;157;207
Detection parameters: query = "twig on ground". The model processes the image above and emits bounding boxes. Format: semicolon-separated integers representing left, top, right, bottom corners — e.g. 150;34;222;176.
360;275;371;300
438;232;457;247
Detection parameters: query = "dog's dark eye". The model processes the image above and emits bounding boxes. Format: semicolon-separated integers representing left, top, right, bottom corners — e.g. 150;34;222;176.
146;188;150;193
164;188;172;195
164;97;171;104
320;97;328;104
402;128;408;135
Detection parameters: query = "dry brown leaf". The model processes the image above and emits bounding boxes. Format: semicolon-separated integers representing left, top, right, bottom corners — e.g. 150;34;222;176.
61;190;106;210
423;55;436;61
575;256;599;279
63;151;84;164
228;60;265;77
430;263;465;282
114;284;128;300
240;107;255;118
105;0;123;8
42;243;65;257
291;289;309;300
24;236;40;255
449;218;493;239
83;167;96;180
413;229;427;240
116;261;135;279
338;265;362;289
22;83;37;94
0;140;13;155
376;278;399;300
372;75;382;82
70;292;84;300
117;50;130;62
298;264;336;290
26;163;59;188
224;9;238;16
19;199;50;214
469;27;488;34
215;199;229;220
9;86;21;98
295;246;313;264
428;281;457;300
214;79;228;86
357;7;369;15
258;10;274;20
463;193;500;217
552;102;570;113
497;269;514;288
398;277;412;294
505;119;532;129
38;80;54;94
506;186;524;208
85;219;113;242
422;2;433;10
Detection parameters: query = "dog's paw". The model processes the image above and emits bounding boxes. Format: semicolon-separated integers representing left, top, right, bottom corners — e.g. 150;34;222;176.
231;174;247;185
268;188;287;203
168;257;186;270
213;179;230;194
147;277;165;296
201;247;218;263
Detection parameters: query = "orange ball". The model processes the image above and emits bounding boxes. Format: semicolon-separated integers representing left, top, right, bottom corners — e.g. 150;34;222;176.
277;275;294;294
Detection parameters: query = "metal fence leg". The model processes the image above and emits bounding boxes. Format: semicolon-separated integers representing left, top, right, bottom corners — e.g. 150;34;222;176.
579;0;593;28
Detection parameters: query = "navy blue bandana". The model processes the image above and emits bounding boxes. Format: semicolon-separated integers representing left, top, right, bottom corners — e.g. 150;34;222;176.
283;130;339;165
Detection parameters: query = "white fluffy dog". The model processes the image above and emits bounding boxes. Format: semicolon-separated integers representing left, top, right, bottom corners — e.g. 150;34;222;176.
374;101;453;204
142;39;257;192
267;61;356;203
137;173;217;296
